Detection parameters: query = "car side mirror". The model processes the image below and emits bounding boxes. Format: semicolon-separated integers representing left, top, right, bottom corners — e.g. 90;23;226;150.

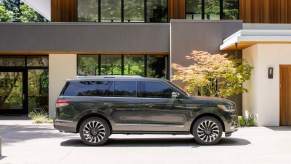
171;92;180;99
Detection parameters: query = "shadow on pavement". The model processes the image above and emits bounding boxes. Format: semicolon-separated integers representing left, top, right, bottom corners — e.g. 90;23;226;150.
267;126;291;131
61;137;251;147
0;125;76;145
0;156;7;160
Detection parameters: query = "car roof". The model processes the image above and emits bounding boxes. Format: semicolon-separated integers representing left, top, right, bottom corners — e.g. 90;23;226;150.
68;75;168;82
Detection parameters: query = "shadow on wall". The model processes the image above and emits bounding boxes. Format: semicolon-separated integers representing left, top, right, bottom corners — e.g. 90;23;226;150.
60;137;251;148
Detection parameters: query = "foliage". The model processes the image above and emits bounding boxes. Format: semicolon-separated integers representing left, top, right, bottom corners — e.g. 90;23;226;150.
238;115;256;127
0;4;13;21
29;108;52;124
0;0;46;22
172;50;253;98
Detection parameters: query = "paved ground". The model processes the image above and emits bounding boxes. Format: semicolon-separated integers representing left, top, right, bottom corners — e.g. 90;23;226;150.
1;118;291;164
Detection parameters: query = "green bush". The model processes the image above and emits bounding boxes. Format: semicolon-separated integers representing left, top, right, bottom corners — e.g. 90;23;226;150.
28;109;52;124
238;114;256;127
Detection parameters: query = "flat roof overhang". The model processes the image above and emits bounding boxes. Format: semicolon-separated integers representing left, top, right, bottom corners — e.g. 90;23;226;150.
220;30;291;50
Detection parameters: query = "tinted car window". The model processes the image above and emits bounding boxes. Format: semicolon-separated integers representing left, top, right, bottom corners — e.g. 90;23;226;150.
114;81;137;97
138;81;173;98
62;81;114;96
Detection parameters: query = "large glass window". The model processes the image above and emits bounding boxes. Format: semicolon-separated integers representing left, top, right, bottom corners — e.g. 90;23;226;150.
204;0;220;20
186;0;202;20
100;55;122;75
124;55;145;76
147;55;168;78
77;0;167;23
77;54;168;78
146;0;168;22
77;55;99;76
114;81;137;97
186;0;239;20
223;0;239;20
101;0;122;22
62;81;114;96
138;81;173;98
78;0;99;22
124;0;144;22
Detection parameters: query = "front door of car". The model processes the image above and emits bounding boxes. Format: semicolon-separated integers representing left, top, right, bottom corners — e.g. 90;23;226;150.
131;81;189;132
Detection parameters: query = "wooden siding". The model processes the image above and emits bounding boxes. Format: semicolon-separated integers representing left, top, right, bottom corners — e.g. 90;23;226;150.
240;0;291;23
51;0;77;22
168;0;186;20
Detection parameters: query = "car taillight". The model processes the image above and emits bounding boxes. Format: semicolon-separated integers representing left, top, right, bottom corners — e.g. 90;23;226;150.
56;99;70;108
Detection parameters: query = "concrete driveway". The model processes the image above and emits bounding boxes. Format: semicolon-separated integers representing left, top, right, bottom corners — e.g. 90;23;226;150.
0;119;291;164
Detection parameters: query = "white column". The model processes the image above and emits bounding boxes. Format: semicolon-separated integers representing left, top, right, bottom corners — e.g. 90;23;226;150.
49;54;77;118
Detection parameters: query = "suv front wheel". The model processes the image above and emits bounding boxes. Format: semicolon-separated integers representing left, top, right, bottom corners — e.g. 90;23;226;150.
192;116;223;145
79;117;111;146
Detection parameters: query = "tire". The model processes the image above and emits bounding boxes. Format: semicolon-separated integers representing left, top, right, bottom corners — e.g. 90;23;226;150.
192;116;223;145
79;117;111;146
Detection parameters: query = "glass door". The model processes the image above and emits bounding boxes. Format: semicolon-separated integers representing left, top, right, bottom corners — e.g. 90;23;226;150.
0;70;26;114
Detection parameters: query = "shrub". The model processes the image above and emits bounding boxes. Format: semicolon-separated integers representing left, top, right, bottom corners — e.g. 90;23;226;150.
28;108;52;124
238;114;256;127
172;50;253;98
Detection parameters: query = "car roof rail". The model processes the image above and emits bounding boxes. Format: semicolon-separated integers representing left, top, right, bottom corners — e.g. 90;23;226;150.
75;75;143;79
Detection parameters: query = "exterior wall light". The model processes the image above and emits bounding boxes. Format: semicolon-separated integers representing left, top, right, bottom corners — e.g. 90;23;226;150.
268;67;274;79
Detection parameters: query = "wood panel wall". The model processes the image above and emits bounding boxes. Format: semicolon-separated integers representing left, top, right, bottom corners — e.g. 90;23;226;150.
51;0;77;22
168;0;186;20
240;0;291;23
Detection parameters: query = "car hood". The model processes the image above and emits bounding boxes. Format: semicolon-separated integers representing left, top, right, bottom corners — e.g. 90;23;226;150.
188;96;235;106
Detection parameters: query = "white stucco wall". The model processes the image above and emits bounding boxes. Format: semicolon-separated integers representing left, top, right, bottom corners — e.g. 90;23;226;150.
49;54;77;118
243;44;291;126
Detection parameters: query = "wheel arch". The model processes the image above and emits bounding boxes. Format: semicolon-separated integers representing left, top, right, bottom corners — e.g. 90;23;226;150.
76;113;112;133
190;113;225;133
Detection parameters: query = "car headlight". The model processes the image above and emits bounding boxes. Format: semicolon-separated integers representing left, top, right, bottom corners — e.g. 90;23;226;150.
217;104;236;112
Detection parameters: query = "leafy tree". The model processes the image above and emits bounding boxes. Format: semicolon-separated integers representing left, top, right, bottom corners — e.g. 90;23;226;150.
0;0;46;22
2;0;21;21
172;51;253;98
0;4;13;21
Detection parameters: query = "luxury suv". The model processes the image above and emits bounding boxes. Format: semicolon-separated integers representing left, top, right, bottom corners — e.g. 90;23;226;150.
54;76;238;145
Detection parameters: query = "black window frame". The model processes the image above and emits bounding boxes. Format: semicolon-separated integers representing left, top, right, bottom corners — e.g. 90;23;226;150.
77;0;169;23
185;0;239;20
77;54;170;79
137;80;175;98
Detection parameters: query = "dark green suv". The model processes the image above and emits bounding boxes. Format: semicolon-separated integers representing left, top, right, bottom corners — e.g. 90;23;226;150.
54;76;238;145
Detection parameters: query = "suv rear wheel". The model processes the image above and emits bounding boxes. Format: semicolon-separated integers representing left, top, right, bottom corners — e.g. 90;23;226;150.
192;116;223;145
79;117;111;146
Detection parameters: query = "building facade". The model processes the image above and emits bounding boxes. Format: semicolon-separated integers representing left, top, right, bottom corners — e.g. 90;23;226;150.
1;0;291;126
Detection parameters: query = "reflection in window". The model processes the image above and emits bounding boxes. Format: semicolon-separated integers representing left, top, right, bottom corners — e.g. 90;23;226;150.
114;81;137;97
28;69;49;112
186;0;202;20
204;0;220;20
100;55;122;75
77;54;168;78
139;81;172;98
77;55;99;76
147;55;168;78
101;0;121;22
124;55;145;76
186;0;239;20
78;0;99;22
124;0;144;22
0;57;25;67
146;0;168;22
27;56;48;67
223;0;239;20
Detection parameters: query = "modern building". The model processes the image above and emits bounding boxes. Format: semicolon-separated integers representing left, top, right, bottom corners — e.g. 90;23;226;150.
1;0;291;126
